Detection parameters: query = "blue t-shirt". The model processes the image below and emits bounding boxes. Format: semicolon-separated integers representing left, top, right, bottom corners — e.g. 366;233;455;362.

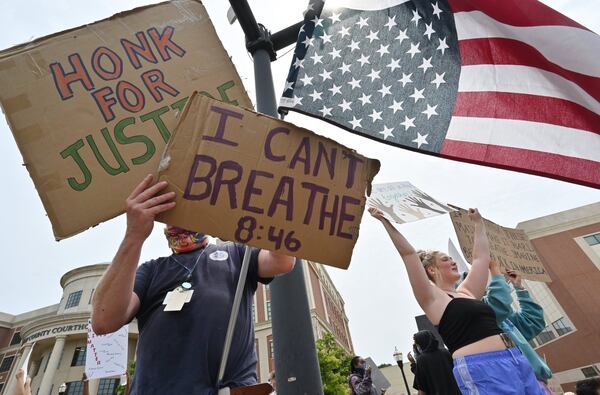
130;242;268;395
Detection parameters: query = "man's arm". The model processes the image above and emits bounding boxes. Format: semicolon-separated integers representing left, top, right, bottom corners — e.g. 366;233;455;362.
92;175;175;335
257;250;295;278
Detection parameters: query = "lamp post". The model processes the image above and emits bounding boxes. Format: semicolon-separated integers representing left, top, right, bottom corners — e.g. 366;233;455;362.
393;347;411;395
58;382;67;394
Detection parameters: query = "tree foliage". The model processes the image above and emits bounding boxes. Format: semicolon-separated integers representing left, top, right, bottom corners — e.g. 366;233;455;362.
316;332;353;395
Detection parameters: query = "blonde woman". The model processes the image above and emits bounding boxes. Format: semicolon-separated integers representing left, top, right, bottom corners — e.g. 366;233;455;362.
369;207;543;394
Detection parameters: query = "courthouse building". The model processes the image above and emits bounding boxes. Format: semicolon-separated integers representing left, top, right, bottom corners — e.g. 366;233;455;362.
517;202;600;393
0;259;352;394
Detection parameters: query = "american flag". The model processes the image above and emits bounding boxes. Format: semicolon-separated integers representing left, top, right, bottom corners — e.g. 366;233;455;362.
279;0;600;188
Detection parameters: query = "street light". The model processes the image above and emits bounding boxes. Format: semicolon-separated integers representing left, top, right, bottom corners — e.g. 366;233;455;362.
58;382;67;394
393;347;411;395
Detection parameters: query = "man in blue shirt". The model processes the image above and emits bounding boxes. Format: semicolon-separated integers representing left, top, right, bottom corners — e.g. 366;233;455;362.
91;175;294;394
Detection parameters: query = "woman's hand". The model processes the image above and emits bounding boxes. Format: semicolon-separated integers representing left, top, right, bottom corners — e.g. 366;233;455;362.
505;269;523;289
489;260;501;276
468;208;482;223
368;206;387;221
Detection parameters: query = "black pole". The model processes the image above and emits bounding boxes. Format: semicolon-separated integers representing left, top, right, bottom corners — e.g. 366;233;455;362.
397;361;411;395
228;1;324;394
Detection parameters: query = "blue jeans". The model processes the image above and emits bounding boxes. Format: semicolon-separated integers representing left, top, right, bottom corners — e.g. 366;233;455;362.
453;348;546;395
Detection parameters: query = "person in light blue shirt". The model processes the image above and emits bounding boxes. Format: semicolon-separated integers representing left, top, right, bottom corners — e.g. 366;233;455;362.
482;261;554;395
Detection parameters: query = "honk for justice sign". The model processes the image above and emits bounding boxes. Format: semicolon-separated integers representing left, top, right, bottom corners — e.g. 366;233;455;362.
0;0;251;239
157;94;380;269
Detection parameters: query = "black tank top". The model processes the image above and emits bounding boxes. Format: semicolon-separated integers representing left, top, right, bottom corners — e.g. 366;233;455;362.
437;295;503;355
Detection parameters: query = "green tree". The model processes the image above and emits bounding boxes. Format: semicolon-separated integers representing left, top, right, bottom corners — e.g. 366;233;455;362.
116;361;136;395
316;332;353;395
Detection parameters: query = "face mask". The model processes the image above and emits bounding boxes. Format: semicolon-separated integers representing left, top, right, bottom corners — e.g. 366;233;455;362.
164;225;208;254
355;362;367;376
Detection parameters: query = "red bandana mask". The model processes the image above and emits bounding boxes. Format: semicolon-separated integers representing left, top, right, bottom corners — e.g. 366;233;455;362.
164;225;208;254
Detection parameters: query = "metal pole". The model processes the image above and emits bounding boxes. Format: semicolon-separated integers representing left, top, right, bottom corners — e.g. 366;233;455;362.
228;1;323;393
270;260;323;395
398;361;411;395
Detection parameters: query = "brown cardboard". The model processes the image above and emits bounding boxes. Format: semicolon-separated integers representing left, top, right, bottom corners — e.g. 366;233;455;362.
0;0;252;239
450;208;551;282
156;93;380;269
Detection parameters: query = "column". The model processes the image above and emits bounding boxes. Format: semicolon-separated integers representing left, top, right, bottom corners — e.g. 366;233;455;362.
38;335;66;395
87;378;100;395
3;343;34;395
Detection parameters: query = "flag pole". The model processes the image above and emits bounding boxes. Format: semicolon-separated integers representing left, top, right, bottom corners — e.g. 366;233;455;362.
227;1;324;394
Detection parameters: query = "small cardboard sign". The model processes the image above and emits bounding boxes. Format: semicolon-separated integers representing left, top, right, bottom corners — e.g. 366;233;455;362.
0;0;251;239
368;182;451;224
156;93;380;269
85;321;128;380
450;208;551;282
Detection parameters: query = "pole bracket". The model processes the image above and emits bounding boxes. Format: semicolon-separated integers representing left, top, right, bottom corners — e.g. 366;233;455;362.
246;24;276;61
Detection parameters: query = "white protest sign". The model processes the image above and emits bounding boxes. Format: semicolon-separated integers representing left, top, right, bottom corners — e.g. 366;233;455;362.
448;238;471;274
85;321;128;380
368;181;451;224
21;343;35;378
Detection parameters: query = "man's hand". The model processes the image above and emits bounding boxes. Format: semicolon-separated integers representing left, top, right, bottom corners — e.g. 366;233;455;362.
15;369;32;395
505;269;523;289
125;174;176;242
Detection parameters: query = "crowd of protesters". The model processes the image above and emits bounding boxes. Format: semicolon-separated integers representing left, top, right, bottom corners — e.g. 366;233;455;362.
9;183;589;395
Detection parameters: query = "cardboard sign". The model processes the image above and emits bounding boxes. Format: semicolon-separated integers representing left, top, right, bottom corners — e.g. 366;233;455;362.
157;93;380;269
450;208;551;282
0;0;251;239
368;181;451;224
86;321;128;380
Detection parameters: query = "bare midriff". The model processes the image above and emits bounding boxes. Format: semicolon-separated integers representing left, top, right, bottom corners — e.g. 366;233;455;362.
452;334;507;358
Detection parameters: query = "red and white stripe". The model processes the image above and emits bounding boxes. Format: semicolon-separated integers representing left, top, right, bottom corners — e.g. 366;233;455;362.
442;0;600;188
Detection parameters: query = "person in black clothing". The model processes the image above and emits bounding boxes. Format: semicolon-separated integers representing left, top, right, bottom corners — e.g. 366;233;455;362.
577;378;600;395
412;330;461;395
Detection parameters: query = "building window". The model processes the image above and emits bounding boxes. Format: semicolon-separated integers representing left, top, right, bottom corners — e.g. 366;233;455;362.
552;317;573;336
584;233;600;246
582;366;600;378
65;380;84;395
71;347;86;366
528;339;537;349
266;301;272;321
97;378;120;395
88;289;95;305
534;326;556;346
65;291;83;309
10;332;22;346
0;356;15;373
268;339;275;359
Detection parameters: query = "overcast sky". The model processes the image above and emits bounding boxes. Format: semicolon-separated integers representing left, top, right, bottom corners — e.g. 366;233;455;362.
0;0;599;367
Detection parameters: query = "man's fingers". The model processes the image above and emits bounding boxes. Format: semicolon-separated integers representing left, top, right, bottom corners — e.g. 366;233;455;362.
149;201;176;216
25;376;32;389
128;174;154;200
132;180;170;204
141;191;176;209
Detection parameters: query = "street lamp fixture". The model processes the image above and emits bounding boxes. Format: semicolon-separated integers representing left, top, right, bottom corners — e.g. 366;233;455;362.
393;347;411;395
